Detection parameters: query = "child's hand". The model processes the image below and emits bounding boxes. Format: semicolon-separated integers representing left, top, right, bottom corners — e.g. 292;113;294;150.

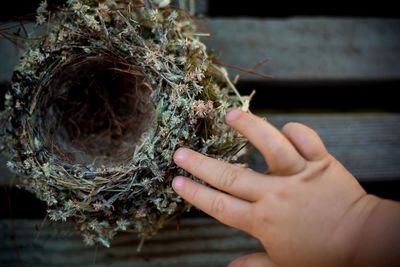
172;109;400;267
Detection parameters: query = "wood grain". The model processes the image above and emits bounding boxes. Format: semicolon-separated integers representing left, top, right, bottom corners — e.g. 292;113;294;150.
1;18;400;82
0;218;263;267
203;18;400;81
244;113;400;181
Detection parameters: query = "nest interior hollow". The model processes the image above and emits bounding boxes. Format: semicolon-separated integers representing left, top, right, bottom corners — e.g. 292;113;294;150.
39;54;155;166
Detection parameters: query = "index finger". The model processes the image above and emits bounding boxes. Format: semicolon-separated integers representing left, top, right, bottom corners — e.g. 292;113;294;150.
174;148;273;202
172;176;254;234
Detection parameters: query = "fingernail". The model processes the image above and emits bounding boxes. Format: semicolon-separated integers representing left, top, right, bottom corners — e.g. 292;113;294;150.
226;108;241;122
174;148;189;163
172;176;186;191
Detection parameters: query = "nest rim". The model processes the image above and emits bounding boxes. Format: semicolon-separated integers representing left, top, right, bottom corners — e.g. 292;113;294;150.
1;0;248;248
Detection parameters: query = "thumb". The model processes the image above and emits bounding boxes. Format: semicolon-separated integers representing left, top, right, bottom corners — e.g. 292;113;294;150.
228;252;278;267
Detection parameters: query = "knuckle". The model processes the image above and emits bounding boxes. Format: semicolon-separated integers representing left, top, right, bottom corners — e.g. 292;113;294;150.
271;180;295;201
275;185;291;200
297;154;335;181
192;153;206;172
319;154;337;172
210;196;225;215
218;165;240;189
197;153;209;168
186;185;199;202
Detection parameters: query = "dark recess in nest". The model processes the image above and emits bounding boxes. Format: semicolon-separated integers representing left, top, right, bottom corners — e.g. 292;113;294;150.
40;54;155;166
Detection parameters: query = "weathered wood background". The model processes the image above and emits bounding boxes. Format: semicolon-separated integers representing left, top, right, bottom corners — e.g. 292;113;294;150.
1;1;400;266
0;218;263;267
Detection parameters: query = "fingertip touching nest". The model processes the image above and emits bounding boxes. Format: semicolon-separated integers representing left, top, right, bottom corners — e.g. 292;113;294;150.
0;0;251;248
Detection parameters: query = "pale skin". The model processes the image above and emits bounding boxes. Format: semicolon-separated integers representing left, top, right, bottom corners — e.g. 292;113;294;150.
172;109;400;267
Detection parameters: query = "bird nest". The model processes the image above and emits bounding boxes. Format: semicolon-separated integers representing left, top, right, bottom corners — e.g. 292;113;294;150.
0;0;250;248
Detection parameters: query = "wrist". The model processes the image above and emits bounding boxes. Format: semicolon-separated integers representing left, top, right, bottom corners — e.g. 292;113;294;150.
329;194;381;267
350;196;400;267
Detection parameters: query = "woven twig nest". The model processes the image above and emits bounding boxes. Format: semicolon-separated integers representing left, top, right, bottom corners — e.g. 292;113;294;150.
0;0;250;247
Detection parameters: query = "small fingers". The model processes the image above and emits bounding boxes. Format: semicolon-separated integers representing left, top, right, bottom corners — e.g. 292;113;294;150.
281;122;328;161
172;176;253;232
228;253;278;267
226;109;306;175
174;148;271;202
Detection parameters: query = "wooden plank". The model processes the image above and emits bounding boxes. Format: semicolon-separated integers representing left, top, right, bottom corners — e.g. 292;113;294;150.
0;218;262;267
1;113;400;185
2;18;400;82
244;113;400;181
203;18;400;80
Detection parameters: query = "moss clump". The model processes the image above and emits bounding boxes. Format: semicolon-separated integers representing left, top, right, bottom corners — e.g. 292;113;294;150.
0;0;250;248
